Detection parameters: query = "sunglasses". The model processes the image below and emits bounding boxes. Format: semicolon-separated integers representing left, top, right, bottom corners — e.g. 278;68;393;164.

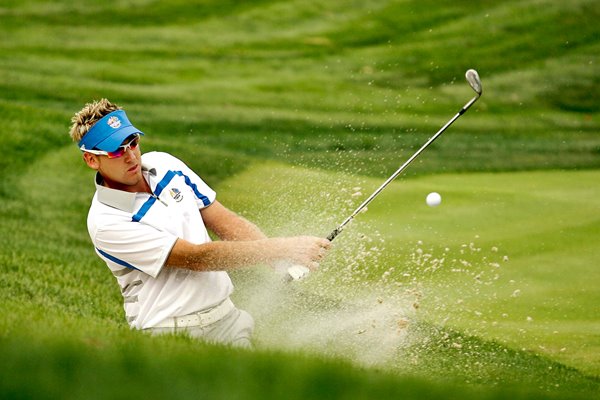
81;134;140;159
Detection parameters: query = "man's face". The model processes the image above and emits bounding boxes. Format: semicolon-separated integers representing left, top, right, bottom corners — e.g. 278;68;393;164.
83;135;145;192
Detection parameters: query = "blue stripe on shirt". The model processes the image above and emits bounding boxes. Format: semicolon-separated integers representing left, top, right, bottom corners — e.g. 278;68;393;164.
96;247;140;271
131;169;212;222
174;170;212;206
154;170;176;197
132;196;157;222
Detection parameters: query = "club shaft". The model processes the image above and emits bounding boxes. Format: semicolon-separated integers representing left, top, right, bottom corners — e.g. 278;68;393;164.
327;94;480;241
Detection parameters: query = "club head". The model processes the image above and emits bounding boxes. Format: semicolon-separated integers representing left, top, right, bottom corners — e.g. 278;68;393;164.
465;69;482;95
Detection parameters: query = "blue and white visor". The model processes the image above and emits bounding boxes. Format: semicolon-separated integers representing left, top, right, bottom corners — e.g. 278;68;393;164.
78;110;144;152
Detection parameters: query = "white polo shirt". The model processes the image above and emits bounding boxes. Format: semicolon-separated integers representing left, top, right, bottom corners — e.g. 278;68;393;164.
87;151;233;329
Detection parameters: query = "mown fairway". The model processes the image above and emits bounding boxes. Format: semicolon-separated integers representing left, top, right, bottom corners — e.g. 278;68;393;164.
1;1;599;399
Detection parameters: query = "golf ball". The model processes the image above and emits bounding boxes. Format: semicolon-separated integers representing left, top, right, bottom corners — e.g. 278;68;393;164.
426;192;442;207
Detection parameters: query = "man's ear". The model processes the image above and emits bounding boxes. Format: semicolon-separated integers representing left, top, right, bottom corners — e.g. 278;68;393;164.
82;152;100;170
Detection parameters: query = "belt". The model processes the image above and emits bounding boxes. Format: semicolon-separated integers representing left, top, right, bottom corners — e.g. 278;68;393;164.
152;298;235;329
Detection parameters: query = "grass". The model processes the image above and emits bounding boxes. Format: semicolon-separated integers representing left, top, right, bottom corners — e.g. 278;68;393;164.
217;163;600;375
3;153;598;399
0;0;599;398
5;332;588;400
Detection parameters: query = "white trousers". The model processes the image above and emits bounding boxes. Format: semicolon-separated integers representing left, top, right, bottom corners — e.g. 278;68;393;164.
148;308;254;349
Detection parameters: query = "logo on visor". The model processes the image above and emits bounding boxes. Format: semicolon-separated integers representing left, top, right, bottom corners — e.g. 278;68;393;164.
170;188;183;202
107;116;122;129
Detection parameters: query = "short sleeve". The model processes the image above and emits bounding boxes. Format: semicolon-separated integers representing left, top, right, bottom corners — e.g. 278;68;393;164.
94;222;178;278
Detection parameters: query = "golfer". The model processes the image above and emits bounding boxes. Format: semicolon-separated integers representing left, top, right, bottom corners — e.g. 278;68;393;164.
69;99;330;348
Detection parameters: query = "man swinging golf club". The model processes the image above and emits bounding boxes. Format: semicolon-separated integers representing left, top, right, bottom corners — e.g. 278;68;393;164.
69;99;330;348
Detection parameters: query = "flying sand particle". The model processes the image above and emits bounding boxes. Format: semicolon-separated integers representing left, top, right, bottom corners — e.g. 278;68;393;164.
397;318;409;330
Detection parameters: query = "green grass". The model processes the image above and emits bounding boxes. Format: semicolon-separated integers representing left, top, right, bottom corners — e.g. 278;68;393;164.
217;163;600;376
5;332;589;400
1;0;599;398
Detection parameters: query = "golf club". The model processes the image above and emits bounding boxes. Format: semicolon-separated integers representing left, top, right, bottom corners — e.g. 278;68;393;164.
327;69;483;241
287;69;482;280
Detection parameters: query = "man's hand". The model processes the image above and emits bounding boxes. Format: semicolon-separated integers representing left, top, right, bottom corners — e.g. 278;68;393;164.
272;236;331;281
274;236;331;270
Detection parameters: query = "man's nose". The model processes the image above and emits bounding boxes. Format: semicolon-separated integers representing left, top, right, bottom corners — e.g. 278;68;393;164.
123;147;137;161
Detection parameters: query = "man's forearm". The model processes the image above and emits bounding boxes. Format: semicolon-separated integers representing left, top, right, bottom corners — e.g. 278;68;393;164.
166;238;283;272
201;201;267;241
218;214;267;241
165;236;330;273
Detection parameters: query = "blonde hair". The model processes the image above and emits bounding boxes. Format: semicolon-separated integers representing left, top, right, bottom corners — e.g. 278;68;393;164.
69;98;121;143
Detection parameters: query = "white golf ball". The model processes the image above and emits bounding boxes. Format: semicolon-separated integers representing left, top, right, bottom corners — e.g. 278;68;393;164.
426;192;442;207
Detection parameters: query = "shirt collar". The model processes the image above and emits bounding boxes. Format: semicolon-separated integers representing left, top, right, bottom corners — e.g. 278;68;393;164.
95;164;157;213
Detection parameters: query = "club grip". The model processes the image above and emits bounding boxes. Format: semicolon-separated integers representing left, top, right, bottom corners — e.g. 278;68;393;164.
327;228;340;242
287;264;310;281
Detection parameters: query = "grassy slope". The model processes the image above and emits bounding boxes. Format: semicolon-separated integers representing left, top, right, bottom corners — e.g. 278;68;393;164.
0;0;599;184
1;0;599;398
